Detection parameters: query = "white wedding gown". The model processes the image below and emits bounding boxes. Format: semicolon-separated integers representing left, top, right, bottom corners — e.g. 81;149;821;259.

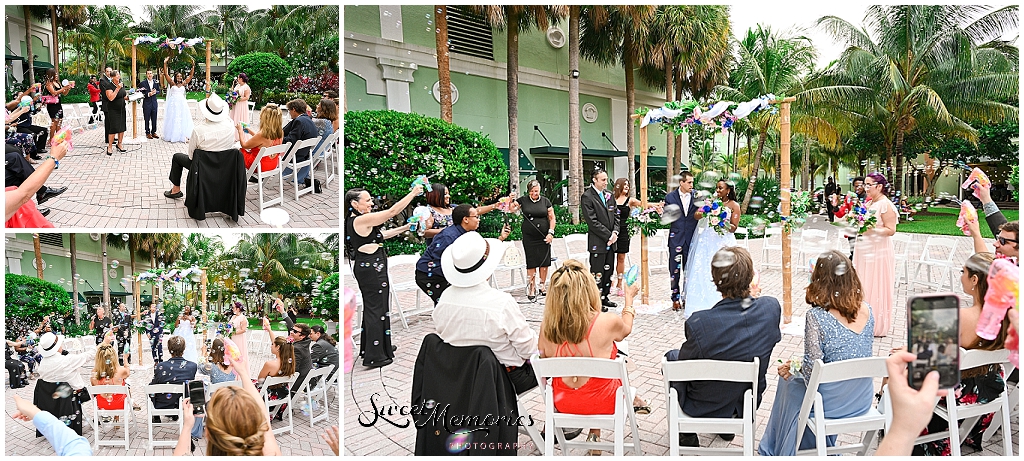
683;218;736;318
162;85;193;143
173;319;200;364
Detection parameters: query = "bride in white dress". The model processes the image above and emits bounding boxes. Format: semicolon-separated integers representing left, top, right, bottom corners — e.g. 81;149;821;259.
683;179;742;318
173;307;200;363
161;56;195;143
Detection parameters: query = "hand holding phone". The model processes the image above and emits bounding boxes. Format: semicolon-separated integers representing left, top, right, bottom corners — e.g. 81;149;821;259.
186;380;207;415
907;293;961;389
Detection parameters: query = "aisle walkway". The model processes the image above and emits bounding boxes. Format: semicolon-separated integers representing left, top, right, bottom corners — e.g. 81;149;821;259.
344;216;1018;456
23;110;338;228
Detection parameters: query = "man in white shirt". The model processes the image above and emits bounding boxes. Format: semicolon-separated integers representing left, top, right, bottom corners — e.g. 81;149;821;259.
162;93;238;199
433;231;539;394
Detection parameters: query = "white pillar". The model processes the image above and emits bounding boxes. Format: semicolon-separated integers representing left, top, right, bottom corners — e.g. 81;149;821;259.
378;57;417;113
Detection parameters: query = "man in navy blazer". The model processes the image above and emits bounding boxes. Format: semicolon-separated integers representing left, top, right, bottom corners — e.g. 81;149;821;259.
664;171;700;311
665;247;781;446
149;336;198;419
137;69;161;139
146;304;164;362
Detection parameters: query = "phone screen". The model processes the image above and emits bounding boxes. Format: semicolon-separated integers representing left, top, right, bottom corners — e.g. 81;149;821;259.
907;293;961;389
187;380;207;415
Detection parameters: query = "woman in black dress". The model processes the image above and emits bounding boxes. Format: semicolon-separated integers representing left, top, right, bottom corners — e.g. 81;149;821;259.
510;180;555;300
612;178;642;297
345;184;421;368
103;70;128;156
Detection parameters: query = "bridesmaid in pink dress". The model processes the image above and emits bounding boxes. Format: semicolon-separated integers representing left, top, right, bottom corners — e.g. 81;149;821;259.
852;173;899;337
230;74;251;125
229;302;249;369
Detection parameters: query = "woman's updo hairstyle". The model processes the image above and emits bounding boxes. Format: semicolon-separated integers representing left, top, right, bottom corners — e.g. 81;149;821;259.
204;386;268;456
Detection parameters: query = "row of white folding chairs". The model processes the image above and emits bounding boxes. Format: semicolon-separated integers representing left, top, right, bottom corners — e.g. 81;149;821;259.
245;130;339;210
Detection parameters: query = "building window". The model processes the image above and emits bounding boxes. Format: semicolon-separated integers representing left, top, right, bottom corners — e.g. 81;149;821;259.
447;7;494;61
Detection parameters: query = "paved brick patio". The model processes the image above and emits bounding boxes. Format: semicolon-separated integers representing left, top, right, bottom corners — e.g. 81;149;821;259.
344;215;1018;456
5;334;339;456
19;110;338;228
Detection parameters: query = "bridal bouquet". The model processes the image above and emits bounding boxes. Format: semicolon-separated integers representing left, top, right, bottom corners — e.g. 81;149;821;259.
225;91;240;109
700;198;732;235
627;206;662;238
834;193;877;235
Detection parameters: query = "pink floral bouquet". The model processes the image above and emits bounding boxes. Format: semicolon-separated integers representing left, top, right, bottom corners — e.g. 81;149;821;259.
225;91;240;109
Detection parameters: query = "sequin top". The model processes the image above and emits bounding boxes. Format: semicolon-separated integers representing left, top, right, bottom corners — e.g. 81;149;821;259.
429;206;455;230
801;304;875;380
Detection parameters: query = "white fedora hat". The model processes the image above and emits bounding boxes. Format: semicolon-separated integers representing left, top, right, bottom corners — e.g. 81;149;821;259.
441;231;507;288
199;93;230;122
38;332;64;358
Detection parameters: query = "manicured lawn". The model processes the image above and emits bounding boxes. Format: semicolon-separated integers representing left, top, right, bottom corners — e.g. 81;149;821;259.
896;206;1019;238
246;317;326;331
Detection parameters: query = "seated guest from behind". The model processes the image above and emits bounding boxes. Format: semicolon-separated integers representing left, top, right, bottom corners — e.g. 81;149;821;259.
198;338;238;384
432;230;540;393
758;250;874;455
665;247;781;447
280;98;318;184
91;343;131;415
162;93;237;199
537;259;649;450
149;336;198;423
314;98;339;133
238;103;284;173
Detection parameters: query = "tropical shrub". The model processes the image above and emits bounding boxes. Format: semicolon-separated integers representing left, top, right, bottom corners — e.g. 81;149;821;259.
288;72;339;95
225;52;292;102
262;91;321;110
311;273;339;322
5;274;73;340
286;34;339;76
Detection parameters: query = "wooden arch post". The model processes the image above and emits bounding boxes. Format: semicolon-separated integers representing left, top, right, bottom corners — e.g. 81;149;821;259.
630;113;651;305
775;97;796;323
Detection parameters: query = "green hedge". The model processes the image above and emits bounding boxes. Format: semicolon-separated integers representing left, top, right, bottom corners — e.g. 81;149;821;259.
311;273;339;322
5;274;73;340
263;91;322;111
225;52;292;102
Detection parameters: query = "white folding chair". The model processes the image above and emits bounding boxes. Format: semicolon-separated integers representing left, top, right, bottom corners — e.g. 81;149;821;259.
312;130;340;189
490;241;529;293
515;387;546;455
734;226;750;249
243;141;291;210
530;353;642;456
907;236;959;291
259;374;297;436
982;362;1019;442
648;229;669;271
661;357;759;455
387;254;428;330
145;383;184;451
281;137;321;199
561;234;591;270
891;233;914;291
760;226;783;271
87;384;134;450
247;101;256;124
797;229;830;272
207;380;243;396
292;365;335;428
914;349;1014;456
794;357;889;456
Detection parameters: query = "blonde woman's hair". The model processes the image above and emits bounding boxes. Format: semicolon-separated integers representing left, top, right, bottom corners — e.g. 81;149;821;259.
258;105;284;140
93;343;119;381
542;259;601;347
205;386;268;456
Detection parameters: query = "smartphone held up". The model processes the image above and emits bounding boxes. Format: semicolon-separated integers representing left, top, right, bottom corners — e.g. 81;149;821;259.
907;293;961;390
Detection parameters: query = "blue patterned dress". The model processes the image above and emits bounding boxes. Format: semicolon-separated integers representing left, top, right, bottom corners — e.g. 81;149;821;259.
758;305;875;455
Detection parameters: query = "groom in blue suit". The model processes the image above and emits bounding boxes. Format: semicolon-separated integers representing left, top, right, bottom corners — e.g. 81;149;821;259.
138;70;161;139
664;171;699;311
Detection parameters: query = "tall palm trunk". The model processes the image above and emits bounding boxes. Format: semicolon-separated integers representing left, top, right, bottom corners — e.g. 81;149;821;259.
623;34;636;199
802;136;810;190
664;47;674;191
24;6;36;86
50;7;60;74
894;131;905;196
33;234;43;279
506;12;520;195
435;6;453;123
70;234;79;323
567;6;582;224
740;128;768;213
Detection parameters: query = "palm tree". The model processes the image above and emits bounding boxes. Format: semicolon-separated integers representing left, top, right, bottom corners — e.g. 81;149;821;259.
435;5;453;123
46;5;88;74
69;234;79;322
566;6;591;223
580;6;655;198
221;234;328;310
33;233;43;279
716;26;818;213
816;5;1019;193
68;5;134;73
23;6;48;86
477;6;568;195
206;5;247;65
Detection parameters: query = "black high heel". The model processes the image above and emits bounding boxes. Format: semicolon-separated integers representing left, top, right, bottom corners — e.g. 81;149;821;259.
106;147;113;156
116;144;126;152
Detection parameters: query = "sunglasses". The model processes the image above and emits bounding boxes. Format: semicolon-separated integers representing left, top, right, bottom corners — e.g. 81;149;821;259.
997;236;1019;245
291;329;302;334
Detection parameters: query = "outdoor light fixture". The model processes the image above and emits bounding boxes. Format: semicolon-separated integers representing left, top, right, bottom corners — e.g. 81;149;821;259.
570;69;579;79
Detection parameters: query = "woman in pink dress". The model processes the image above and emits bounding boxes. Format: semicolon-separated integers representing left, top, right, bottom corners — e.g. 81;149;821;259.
853;172;899;337
229;302;249;369
230;73;251;125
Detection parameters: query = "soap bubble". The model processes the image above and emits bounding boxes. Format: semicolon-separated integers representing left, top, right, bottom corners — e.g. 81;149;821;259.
446;430;473;454
660;204;682;224
711;250;736;268
834;262;848;276
293;258;300;265
110;260;119;269
52;384;73;399
750;197;764;209
302;260;311;269
122;233;130;241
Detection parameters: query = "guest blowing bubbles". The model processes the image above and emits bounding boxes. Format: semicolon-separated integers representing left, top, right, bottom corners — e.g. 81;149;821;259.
345;185;421;368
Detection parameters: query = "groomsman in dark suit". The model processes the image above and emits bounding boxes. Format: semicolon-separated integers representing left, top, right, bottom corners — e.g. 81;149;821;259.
146;303;164;363
137;69;161;139
664;171;700;311
580;168;619;311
